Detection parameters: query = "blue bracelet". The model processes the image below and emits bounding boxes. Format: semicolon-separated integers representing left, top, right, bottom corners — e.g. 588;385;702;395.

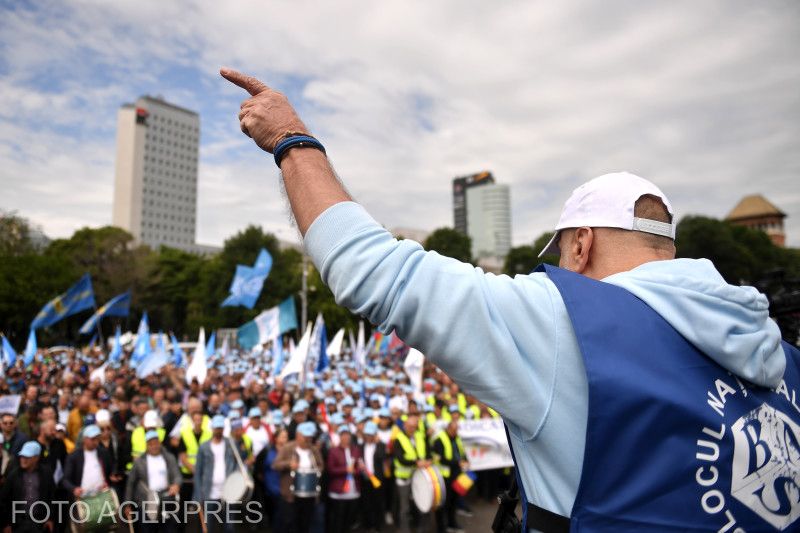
273;135;326;168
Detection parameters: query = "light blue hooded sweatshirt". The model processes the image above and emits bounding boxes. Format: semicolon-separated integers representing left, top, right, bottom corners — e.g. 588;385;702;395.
303;201;786;516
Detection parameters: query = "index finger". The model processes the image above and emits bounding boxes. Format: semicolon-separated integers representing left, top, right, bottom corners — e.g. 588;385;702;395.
220;68;270;96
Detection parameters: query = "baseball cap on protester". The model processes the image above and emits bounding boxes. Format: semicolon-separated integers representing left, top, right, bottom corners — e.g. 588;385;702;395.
83;425;101;439
145;430;160;442
19;441;42;457
539;172;675;258
211;415;226;429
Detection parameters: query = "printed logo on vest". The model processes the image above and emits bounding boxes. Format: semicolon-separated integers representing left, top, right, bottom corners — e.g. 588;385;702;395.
731;403;800;530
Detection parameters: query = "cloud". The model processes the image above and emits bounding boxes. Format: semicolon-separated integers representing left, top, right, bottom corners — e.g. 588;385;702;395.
0;0;798;249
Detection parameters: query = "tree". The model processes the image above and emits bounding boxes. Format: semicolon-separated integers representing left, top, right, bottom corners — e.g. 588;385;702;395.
0;211;37;256
533;231;559;266
503;245;539;276
423;228;472;263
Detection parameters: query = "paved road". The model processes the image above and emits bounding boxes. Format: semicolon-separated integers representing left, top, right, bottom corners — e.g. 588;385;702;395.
383;494;502;533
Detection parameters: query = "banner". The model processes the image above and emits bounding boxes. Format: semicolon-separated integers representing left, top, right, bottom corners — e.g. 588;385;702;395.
0;394;22;415
458;418;514;471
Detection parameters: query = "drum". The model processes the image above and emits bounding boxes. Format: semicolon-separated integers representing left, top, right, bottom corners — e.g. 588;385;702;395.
222;470;254;503
71;488;119;533
290;469;321;498
411;466;446;513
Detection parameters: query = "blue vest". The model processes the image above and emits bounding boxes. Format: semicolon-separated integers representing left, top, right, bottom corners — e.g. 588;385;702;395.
523;265;800;532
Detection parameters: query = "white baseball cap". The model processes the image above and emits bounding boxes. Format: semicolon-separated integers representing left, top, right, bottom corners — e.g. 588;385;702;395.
143;410;161;428
539;172;674;258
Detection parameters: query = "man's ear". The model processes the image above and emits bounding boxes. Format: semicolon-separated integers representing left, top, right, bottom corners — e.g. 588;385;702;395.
571;227;594;274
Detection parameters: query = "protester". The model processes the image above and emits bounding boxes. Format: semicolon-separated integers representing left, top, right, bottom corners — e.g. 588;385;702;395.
0;413;27;456
0;441;55;533
273;421;324;533
327;426;362;533
359;421;387;533
192;414;237;533
125;429;182;533
221;65;800;531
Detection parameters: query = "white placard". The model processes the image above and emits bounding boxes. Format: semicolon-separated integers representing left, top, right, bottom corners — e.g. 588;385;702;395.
0;394;22;415
458;418;514;471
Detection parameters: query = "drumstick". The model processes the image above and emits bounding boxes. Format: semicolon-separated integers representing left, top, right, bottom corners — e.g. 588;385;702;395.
199;507;208;533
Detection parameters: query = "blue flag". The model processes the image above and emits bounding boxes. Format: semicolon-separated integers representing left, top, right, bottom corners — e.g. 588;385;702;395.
31;273;96;330
273;335;284;375
221;248;273;309
137;332;169;378
278;296;298;333
132;312;151;364
316;321;329;373
205;331;217;358
79;291;131;335
1;335;17;367
23;329;37;367
170;333;184;367
109;326;122;364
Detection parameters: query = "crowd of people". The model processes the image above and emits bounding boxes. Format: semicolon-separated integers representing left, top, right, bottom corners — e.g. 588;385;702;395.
0;337;510;533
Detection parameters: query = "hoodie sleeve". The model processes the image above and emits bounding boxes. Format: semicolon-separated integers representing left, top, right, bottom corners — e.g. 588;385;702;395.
304;202;563;439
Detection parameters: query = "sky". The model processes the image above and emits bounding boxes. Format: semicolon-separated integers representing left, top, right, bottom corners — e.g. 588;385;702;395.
1;0;798;248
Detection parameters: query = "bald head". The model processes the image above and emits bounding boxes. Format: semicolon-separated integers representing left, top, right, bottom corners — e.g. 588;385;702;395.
558;195;676;280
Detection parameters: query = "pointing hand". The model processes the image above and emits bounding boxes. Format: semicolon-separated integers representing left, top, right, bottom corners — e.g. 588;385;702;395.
220;68;309;153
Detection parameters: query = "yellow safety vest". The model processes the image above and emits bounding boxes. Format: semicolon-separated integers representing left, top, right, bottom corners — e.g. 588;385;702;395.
127;427;166;470
488;407;500;418
393;431;426;480
180;424;212;474
432;431;466;478
426;411;451;430
401;414;427;441
457;393;467;415
467;404;481;420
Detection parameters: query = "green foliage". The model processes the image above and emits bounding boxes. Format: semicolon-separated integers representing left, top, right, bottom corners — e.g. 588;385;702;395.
423;227;472;263
675;216;799;284
0;210;37;256
503;245;539;276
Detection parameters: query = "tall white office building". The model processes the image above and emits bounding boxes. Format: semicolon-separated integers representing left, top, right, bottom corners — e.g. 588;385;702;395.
112;95;200;251
465;183;512;259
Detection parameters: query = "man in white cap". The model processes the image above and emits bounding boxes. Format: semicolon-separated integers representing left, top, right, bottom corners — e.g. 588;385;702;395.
244;407;270;458
125;429;182;532
221;68;798;532
0;441;56;532
193;415;237;533
126;409;165;472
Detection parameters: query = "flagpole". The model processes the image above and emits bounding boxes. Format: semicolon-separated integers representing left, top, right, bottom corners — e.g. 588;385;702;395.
91;304;106;353
300;255;308;336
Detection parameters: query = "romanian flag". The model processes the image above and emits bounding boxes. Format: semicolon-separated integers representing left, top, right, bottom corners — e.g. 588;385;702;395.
452;471;477;496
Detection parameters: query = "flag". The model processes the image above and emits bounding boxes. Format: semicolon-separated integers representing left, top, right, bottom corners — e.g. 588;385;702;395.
221;248;273;309
219;334;230;360
237;296;297;350
109;327;123;364
403;348;425;400
354;321;366;370
23;330;37;367
137;332;169;378
1;335;17;367
307;314;328;373
452;471;477;496
78;291;131;335
170;333;184;367
273;335;285;375
205;331;216;358
131;312;151;364
326;329;345;361
278;296;298;333
280;323;312;380
31;273;96;330
253;248;273;273
368;474;382;489
186;328;208;385
90;362;108;384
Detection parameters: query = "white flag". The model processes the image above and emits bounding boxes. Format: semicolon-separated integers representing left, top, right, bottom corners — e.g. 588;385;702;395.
186;328;208;385
326;329;345;360
279;323;312;380
354;321;366;370
89;362;107;384
403;348;425;402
